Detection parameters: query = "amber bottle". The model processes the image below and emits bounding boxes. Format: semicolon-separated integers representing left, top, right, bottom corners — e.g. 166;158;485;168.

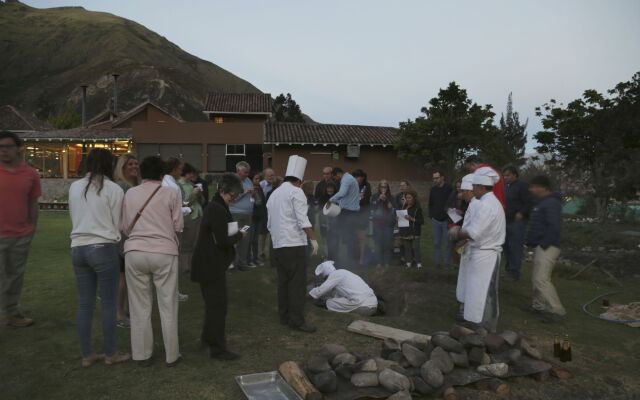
560;335;572;362
553;335;561;358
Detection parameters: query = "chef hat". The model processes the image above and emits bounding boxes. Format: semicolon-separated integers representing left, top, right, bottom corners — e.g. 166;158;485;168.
461;174;475;191
285;155;307;181
472;166;500;186
315;260;336;277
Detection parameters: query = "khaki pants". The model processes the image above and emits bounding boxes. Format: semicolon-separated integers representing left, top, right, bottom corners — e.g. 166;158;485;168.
125;251;180;363
179;217;201;274
532;245;566;316
0;235;33;317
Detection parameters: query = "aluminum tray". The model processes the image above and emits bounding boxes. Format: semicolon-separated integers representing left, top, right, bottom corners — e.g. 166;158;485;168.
235;371;303;400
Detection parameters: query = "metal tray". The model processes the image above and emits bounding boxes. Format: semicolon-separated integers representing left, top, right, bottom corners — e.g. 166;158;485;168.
235;371;303;400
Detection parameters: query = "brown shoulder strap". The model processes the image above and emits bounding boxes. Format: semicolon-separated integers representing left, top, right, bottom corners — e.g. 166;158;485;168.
127;185;162;233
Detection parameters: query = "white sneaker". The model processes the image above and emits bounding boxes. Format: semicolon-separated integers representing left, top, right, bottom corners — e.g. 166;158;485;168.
406;263;412;268
178;293;189;302
416;263;423;269
228;263;235;271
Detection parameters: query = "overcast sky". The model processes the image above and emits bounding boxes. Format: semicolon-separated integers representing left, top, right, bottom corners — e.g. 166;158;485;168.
24;0;640;150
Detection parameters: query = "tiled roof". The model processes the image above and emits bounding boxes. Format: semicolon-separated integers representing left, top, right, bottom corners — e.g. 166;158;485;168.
17;128;131;140
112;101;183;127
203;93;272;114
265;122;398;145
0;105;51;131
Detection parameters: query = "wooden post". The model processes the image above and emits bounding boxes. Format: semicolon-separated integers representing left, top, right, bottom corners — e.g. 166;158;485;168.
279;361;323;400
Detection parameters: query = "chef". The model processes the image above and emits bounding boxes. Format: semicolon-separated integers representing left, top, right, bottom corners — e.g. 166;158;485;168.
309;261;378;316
267;155;319;333
450;168;505;332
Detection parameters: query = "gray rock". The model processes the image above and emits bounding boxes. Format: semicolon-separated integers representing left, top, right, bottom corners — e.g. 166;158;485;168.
449;324;474;340
508;348;522;364
411;377;434;395
382;339;401;358
332;352;357;368
357;358;378;372
450;351;469;368
374;357;399;373
350;372;379;388
390;364;409;377
404;340;427;352
468;346;487;366
307;355;332;374
335;364;354;380
520;339;542;360
461;334;485;348
405;367;421;377
319;343;348;360
477;362;509;378
431;334;464;354
402;343;427;367
352;351;366;362
499;330;519;347
429;347;454;374
387;390;412;400
484;333;507;354
432;331;451;337
423;341;434;358
420;360;444;388
475;327;489;337
379;368;412;393
388;351;410;368
489;351;510;365
482;353;492;365
311;370;337;393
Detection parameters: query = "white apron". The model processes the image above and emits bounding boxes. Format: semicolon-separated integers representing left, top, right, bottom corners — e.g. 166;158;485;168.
458;247;500;324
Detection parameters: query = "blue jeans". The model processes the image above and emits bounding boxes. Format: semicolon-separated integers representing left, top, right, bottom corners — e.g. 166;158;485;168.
505;220;526;279
373;224;394;265
431;218;451;267
71;243;119;358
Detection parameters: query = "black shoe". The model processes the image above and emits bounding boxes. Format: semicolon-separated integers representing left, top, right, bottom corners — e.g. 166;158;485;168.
292;323;317;333
210;349;241;361
520;305;542;314
137;357;154;368
166;356;182;368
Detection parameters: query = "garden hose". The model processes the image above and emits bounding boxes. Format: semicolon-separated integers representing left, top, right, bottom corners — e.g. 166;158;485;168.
582;291;640;324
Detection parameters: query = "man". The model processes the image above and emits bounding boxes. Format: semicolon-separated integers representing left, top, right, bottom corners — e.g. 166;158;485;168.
502;165;532;281
464;155;506;207
229;161;254;270
0;131;40;328
267;155;319;333
313;166;334;208
309;261;378;316
260;167;275;196
429;170;454;268
526;175;565;322
450;168;506;332
328;167;360;266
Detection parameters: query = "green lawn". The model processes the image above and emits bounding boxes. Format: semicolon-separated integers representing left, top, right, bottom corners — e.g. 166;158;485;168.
1;212;639;399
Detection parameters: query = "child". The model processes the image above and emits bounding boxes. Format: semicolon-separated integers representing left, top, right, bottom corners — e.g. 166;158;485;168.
397;190;424;268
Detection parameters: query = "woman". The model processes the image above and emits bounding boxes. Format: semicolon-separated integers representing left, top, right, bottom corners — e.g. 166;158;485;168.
121;156;184;367
191;173;246;360
250;173;267;266
397;190;424;268
113;154;141;328
371;180;395;267
178;163;204;274
68;148;130;367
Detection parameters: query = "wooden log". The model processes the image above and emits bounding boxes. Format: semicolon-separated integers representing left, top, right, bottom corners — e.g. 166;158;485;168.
443;387;458;400
474;378;510;396
550;365;572;380
347;320;430;345
279;361;324;400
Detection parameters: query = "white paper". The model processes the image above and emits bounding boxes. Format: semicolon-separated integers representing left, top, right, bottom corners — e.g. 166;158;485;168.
447;208;463;224
396;210;409;227
227;221;239;236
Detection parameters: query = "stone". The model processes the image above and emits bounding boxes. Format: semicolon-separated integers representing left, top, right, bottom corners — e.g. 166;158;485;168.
450;352;469;368
390;364;409;377
520;339;542;360
482;353;492;365
404;340;426;352
350;372;379;388
429;347;454;374
311;370;337;393
335;364;354;380
379;368;412;393
387;390;412;400
382;339;401;359
405;367;421;377
461;334;485;348
352;351;367;362
332;352;357;368
489;351;510;365
499;330;519;347
432;334;465;354
357;358;378;373
475;327;489;337
507;348;522;364
449;324;474;340
423;341;434;358
374;357;399;373
484;333;507;354
468;346;487;366
319;343;347;360
477;363;509;378
307;355;332;374
388;351;410;368
402;343;428;367
420;360;444;388
411;377;434;395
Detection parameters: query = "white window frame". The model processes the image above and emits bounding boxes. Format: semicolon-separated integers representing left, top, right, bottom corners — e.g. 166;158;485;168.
226;144;245;156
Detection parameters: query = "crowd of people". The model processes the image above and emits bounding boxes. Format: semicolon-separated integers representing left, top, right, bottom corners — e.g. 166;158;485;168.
0;129;567;369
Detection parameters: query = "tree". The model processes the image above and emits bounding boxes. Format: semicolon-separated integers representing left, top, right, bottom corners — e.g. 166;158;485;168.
273;93;305;122
395;82;497;178
493;93;528;166
47;108;81;129
535;71;640;220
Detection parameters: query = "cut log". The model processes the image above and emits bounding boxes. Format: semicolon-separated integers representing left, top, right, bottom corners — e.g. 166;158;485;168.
550;365;572;380
347;320;430;345
443;387;458;400
474;378;510;396
279;361;324;400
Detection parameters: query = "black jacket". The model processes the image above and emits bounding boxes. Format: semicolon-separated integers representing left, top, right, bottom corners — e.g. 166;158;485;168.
504;179;532;223
428;183;453;221
191;193;242;283
527;192;562;249
398;204;424;237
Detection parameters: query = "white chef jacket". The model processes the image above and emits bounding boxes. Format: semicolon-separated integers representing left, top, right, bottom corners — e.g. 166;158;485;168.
464;192;505;251
309;269;378;313
267;181;312;249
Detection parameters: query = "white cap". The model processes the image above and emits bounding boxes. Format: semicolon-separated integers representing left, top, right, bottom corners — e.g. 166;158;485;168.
315;260;336;277
285;155;307;181
472;166;500;186
461;174;475;190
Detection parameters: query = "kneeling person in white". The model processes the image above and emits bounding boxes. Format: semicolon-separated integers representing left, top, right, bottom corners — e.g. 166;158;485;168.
309;261;378;316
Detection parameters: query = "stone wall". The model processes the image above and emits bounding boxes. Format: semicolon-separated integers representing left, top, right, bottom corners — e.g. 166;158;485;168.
40;178;76;201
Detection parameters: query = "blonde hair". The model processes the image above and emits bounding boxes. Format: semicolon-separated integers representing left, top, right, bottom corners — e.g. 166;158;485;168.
114;154;141;187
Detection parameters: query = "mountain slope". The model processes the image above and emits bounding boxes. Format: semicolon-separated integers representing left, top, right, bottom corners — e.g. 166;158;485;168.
0;2;262;122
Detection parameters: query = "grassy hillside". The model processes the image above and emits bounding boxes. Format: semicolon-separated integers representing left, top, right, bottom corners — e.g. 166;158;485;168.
0;1;261;121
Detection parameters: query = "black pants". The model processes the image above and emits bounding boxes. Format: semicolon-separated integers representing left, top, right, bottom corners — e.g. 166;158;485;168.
338;210;359;266
199;274;227;352
272;246;307;328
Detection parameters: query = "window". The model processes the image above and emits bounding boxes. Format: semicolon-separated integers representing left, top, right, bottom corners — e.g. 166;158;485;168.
214;116;224;124
226;144;245;156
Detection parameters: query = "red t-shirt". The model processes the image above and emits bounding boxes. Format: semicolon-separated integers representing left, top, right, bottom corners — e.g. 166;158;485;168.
478;163;506;208
0;162;42;237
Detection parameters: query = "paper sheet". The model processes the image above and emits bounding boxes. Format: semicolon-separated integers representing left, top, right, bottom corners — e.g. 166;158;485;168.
396;210;409;227
227;221;239;236
447;208;463;224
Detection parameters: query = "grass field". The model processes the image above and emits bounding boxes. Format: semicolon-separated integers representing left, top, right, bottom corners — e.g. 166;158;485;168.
1;212;639;400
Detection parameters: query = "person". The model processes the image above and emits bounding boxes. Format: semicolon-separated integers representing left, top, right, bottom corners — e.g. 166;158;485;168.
229;161;254;270
260;167;275;197
320;182;339;260
371;180;395;267
250;173;267;266
328;167;360;266
193;170;210;207
121;156;184;367
397;190;424;268
178;163;205;275
446;179;466;223
113;154;141;328
502;165;532;281
258;167;275;261
464;155;506;207
267;155;319;333
191;173;247;360
309;261;378;316
353;169;372;266
394;180;411;209
314;166;335;209
68;148;130;367
450;168;506;332
0;131;40;328
429;170;454;269
526;175;565;322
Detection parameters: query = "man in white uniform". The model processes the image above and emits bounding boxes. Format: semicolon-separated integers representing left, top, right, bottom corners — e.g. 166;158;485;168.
450;169;505;332
309;261;378;316
267;156;319;333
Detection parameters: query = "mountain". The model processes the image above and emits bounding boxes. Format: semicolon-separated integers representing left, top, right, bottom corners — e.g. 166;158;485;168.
0;1;262;122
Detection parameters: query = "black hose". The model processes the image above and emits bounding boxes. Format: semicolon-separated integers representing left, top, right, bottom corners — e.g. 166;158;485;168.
582;291;640;324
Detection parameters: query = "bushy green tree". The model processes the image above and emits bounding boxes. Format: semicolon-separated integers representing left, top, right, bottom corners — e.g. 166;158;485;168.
273;93;304;123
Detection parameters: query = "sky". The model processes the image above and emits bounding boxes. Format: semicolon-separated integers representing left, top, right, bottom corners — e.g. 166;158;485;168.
23;0;640;150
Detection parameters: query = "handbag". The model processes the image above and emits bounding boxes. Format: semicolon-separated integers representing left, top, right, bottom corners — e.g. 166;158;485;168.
127;185;162;233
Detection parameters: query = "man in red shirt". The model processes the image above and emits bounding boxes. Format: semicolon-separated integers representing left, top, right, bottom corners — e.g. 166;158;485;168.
0;131;41;327
464;155;506;208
